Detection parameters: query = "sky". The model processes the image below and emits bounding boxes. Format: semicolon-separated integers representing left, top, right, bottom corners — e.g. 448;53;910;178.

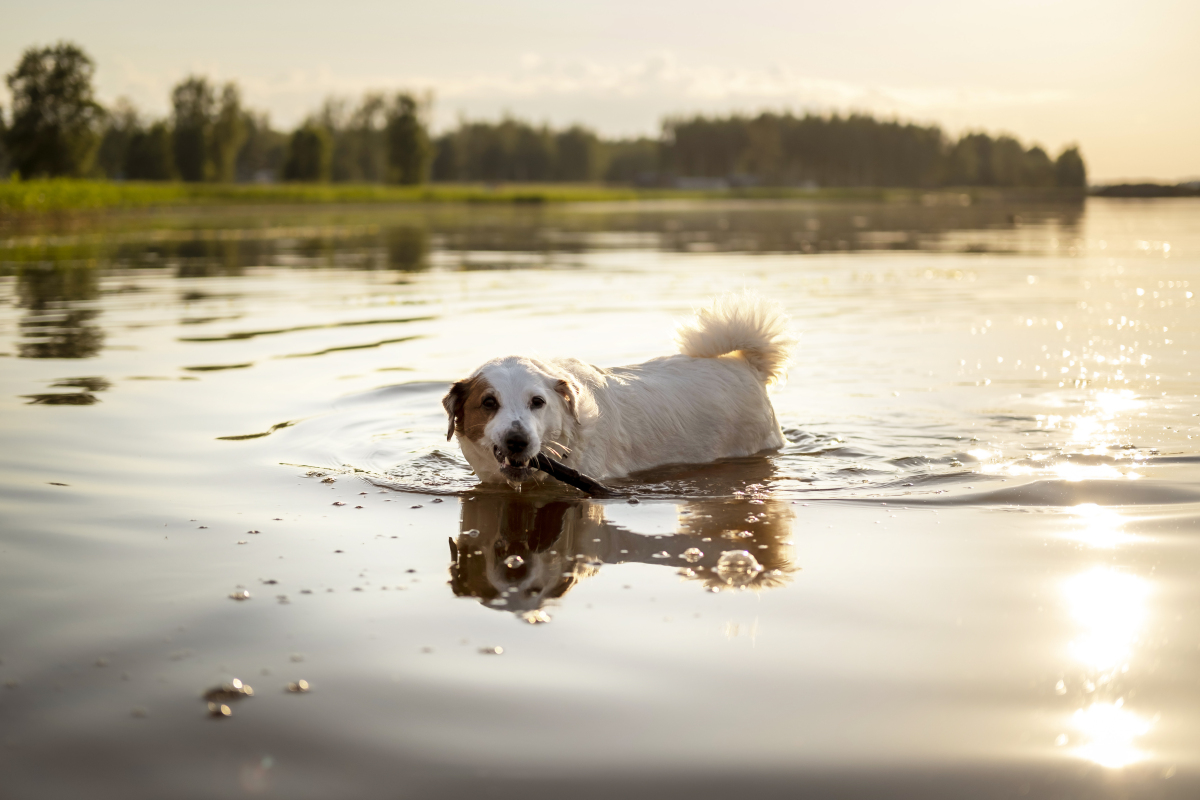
3;0;1198;183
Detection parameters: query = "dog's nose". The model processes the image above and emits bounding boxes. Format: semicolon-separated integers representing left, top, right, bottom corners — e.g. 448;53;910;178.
503;430;529;456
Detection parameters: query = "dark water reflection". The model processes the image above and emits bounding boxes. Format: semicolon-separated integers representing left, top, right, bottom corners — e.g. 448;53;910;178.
19;377;111;405
14;262;104;358
3;198;1084;363
451;491;796;621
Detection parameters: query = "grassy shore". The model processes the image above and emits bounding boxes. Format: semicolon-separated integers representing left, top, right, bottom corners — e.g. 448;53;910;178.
0;179;1086;214
0;180;642;212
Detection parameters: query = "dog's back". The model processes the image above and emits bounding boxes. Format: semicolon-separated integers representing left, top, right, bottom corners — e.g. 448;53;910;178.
558;293;796;478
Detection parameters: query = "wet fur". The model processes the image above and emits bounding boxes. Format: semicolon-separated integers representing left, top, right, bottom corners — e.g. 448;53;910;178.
442;292;796;484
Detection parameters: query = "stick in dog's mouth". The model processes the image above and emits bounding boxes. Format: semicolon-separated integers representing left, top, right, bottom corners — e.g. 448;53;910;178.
492;446;536;482
487;445;615;496
531;453;617;497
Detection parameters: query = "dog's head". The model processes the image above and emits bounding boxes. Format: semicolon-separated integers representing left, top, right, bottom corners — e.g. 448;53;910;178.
442;356;579;484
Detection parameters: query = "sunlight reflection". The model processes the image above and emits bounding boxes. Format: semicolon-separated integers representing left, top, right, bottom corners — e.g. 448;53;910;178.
1066;390;1145;451
1066;504;1134;549
1051;461;1139;483
1071;701;1152;768
986;461;1141;481
1093;390;1144;416
993;389;1148;480
1068;415;1105;443
1063;567;1149;672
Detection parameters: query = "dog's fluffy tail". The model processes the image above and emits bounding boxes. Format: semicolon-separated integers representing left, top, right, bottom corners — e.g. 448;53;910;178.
675;292;798;385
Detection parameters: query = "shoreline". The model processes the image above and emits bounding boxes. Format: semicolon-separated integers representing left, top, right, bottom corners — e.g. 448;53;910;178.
0;179;1089;216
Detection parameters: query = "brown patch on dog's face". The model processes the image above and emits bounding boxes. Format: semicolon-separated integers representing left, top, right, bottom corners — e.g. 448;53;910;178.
461;376;497;442
442;375;497;442
442;380;468;441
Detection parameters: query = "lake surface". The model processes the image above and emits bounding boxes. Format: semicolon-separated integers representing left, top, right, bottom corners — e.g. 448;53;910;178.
1;197;1198;799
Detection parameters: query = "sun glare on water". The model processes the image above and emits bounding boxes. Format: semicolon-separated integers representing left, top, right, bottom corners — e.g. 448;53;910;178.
1067;504;1135;549
1069;390;1147;452
1061;567;1155;768
1064;567;1149;672
1092;390;1145;417
1071;701;1153;769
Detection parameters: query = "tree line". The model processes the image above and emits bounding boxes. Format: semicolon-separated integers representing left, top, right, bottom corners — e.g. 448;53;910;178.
662;113;1085;188
0;41;1086;189
0;43;431;185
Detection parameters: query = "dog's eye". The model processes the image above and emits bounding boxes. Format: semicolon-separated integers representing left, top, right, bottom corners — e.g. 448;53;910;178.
481;396;498;410
530;396;545;409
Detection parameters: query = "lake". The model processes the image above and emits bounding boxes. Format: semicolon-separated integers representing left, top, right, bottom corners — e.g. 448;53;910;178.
1;196;1197;799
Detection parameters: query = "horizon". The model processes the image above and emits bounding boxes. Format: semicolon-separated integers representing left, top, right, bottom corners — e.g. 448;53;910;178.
3;0;1198;184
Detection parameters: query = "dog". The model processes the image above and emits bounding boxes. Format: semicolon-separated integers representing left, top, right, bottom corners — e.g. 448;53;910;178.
442;292;796;486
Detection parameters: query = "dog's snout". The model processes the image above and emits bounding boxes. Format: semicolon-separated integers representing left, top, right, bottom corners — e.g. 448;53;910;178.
503;430;530;456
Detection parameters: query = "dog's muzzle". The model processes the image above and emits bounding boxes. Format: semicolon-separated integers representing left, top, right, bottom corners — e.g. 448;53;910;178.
494;430;535;480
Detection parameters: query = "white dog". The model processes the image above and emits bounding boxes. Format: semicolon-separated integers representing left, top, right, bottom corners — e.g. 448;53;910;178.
442;293;796;485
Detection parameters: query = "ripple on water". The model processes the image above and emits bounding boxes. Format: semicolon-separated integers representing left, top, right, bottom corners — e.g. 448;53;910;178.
267;398;1185;506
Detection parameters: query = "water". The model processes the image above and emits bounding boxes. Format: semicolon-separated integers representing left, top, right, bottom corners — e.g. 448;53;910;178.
714;550;764;587
1;197;1198;798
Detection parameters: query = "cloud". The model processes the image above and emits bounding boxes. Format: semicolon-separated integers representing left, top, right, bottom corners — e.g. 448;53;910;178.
421;52;1067;128
85;51;1068;138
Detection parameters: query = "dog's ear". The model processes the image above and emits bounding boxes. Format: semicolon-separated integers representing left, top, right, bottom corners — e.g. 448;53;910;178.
554;377;580;422
442;379;470;441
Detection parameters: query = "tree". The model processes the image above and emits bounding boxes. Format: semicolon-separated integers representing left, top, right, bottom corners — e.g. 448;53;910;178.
314;94;390;182
171;76;215;181
349;94;389;181
555;126;600;181
947;136;979;186
741;114;783;183
211;84;247;182
0;104;9;177
1055;146;1087;188
603;137;659;185
663;114;749;178
235;111;287;182
125;121;176;180
1022;146;1055;188
990;136;1025;187
430;130;458;181
510;122;554;181
282;123;331;182
384;93;432;185
95;97;140;179
4;42;103;178
952;134;996;185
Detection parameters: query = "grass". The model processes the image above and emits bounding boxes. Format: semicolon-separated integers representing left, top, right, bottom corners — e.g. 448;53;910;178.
0;179;891;213
0;180;640;213
0;179;1084;215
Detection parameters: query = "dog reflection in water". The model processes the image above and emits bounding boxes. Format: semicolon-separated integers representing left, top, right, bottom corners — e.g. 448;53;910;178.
448;491;797;622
